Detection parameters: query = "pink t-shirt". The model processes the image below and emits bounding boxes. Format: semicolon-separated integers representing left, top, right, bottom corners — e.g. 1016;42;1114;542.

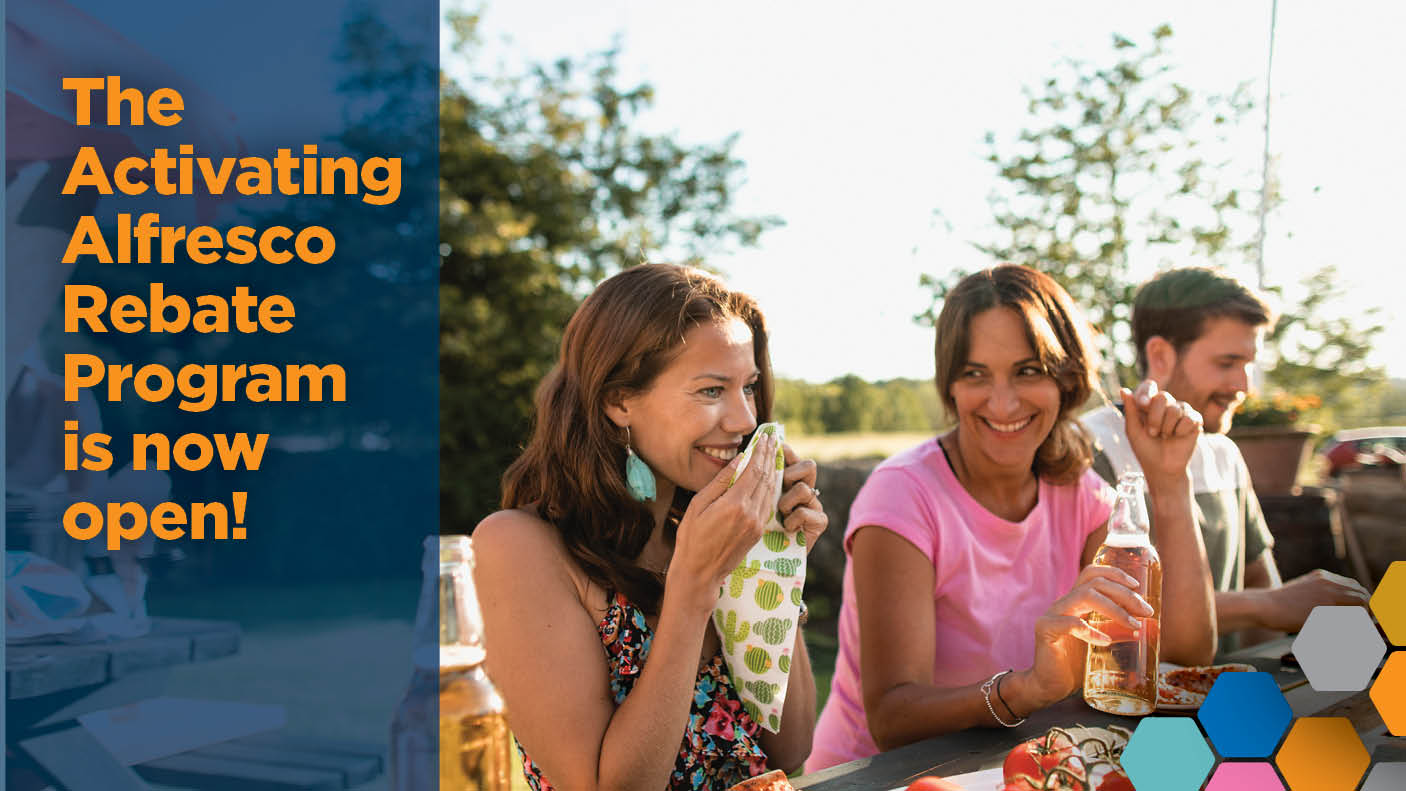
807;439;1115;771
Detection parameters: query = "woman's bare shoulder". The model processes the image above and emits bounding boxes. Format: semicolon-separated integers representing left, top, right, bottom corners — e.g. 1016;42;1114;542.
473;507;569;566
472;508;604;613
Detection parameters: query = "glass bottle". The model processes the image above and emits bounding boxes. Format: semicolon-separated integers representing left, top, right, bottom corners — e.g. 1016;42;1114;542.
390;536;512;790
438;535;511;790
1083;473;1163;715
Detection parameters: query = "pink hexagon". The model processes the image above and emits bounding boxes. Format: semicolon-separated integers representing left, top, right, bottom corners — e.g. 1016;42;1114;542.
1205;762;1284;791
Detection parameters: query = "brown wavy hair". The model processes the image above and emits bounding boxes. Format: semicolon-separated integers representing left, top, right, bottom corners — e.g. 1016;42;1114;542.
933;264;1102;484
501;264;773;614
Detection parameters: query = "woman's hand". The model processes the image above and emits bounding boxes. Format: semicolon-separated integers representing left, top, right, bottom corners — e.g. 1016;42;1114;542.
1019;565;1155;709
670;432;781;611
1122;380;1202;485
777;444;827;555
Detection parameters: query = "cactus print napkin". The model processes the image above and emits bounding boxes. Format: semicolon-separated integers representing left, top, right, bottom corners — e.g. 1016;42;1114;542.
712;423;806;734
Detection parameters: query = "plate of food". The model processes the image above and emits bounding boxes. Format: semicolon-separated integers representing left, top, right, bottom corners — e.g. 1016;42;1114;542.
1156;662;1257;711
893;725;1133;791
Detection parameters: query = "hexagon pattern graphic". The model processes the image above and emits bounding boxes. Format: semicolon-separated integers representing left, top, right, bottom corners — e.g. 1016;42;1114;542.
1361;762;1406;791
1275;717;1370;791
1204;761;1284;791
1372;560;1406;646
1292;606;1386;691
1370;650;1406;735
1120;717;1215;791
1197;672;1293;757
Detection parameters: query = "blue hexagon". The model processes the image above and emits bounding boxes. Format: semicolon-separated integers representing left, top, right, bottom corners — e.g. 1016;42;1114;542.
1196;671;1293;757
1121;717;1216;791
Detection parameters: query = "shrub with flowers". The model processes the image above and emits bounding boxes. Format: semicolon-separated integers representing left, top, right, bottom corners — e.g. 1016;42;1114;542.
1233;392;1322;428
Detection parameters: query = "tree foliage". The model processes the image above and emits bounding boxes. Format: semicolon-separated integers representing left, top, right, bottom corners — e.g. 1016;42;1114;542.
1265;265;1385;427
920;25;1259;380
920;24;1384;411
772;377;940;435
439;11;778;531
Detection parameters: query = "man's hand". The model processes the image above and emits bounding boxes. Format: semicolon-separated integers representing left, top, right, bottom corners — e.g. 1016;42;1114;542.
1257;569;1370;632
1121;380;1201;487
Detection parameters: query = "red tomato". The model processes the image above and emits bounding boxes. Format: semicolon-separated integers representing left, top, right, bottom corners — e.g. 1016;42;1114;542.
1089;765;1135;791
1002;729;1081;787
905;776;966;791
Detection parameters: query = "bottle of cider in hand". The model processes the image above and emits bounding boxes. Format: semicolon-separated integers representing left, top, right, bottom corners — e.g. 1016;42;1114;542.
391;536;512;790
1083;472;1163;715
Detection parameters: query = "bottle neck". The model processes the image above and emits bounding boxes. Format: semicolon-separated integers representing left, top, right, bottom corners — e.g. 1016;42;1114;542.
1102;528;1151;547
438;539;488;670
1105;487;1151;546
411;536;488;670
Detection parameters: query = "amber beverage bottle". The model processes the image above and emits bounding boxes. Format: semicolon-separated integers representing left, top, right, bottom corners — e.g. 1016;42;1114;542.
1083;473;1163;715
391;536;511;790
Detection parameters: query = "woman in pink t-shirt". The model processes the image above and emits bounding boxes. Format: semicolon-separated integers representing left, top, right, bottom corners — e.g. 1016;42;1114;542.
808;265;1218;770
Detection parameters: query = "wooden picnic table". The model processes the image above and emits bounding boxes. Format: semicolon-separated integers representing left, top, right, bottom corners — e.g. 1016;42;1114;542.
7;618;241;725
8;617;387;791
7;618;241;791
793;636;1390;791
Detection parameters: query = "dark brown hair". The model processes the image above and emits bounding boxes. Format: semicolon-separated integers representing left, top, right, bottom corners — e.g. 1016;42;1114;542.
500;264;773;614
933;264;1101;484
1132;267;1274;376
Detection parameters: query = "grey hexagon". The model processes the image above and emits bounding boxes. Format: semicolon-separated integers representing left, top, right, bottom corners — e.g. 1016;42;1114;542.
1362;762;1406;791
1292;605;1387;691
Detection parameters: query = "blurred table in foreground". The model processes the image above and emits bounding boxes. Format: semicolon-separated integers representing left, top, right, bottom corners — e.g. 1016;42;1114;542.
7;618;240;791
794;636;1395;791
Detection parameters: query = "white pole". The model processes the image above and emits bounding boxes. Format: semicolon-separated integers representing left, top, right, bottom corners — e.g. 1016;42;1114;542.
1256;0;1279;292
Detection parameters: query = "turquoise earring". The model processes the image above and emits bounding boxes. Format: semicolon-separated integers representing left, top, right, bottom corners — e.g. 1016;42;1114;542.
624;427;656;502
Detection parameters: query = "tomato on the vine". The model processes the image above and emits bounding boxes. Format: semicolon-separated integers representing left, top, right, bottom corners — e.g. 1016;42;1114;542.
1087;764;1134;791
1002;729;1081;787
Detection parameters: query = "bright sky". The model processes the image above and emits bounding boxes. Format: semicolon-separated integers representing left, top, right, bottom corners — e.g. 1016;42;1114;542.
464;0;1406;384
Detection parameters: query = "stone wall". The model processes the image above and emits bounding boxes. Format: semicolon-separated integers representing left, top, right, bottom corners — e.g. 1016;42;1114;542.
806;457;881;612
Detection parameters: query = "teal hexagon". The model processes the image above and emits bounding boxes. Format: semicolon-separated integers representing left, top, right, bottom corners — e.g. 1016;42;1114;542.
1121;717;1216;791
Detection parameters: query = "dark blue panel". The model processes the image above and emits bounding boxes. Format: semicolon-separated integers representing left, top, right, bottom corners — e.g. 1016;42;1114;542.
6;0;437;785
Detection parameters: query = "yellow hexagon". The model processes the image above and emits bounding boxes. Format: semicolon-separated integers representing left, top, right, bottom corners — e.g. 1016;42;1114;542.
1371;561;1406;646
1275;717;1370;791
1371;651;1406;735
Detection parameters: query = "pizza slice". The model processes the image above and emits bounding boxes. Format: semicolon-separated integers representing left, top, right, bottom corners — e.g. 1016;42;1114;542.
1157;663;1257;706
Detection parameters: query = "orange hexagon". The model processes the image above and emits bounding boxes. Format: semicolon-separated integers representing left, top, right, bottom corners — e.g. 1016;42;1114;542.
1275;717;1370;791
1371;651;1406;735
1371;560;1406;645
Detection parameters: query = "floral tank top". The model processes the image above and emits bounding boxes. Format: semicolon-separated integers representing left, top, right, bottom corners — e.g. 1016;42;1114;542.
517;591;769;790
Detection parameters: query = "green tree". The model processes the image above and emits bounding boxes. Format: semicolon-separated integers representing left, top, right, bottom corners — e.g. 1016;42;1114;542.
1264;265;1385;427
439;11;778;531
816;375;877;433
869;379;935;432
921;24;1383;412
772;378;826;435
920;25;1259;380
